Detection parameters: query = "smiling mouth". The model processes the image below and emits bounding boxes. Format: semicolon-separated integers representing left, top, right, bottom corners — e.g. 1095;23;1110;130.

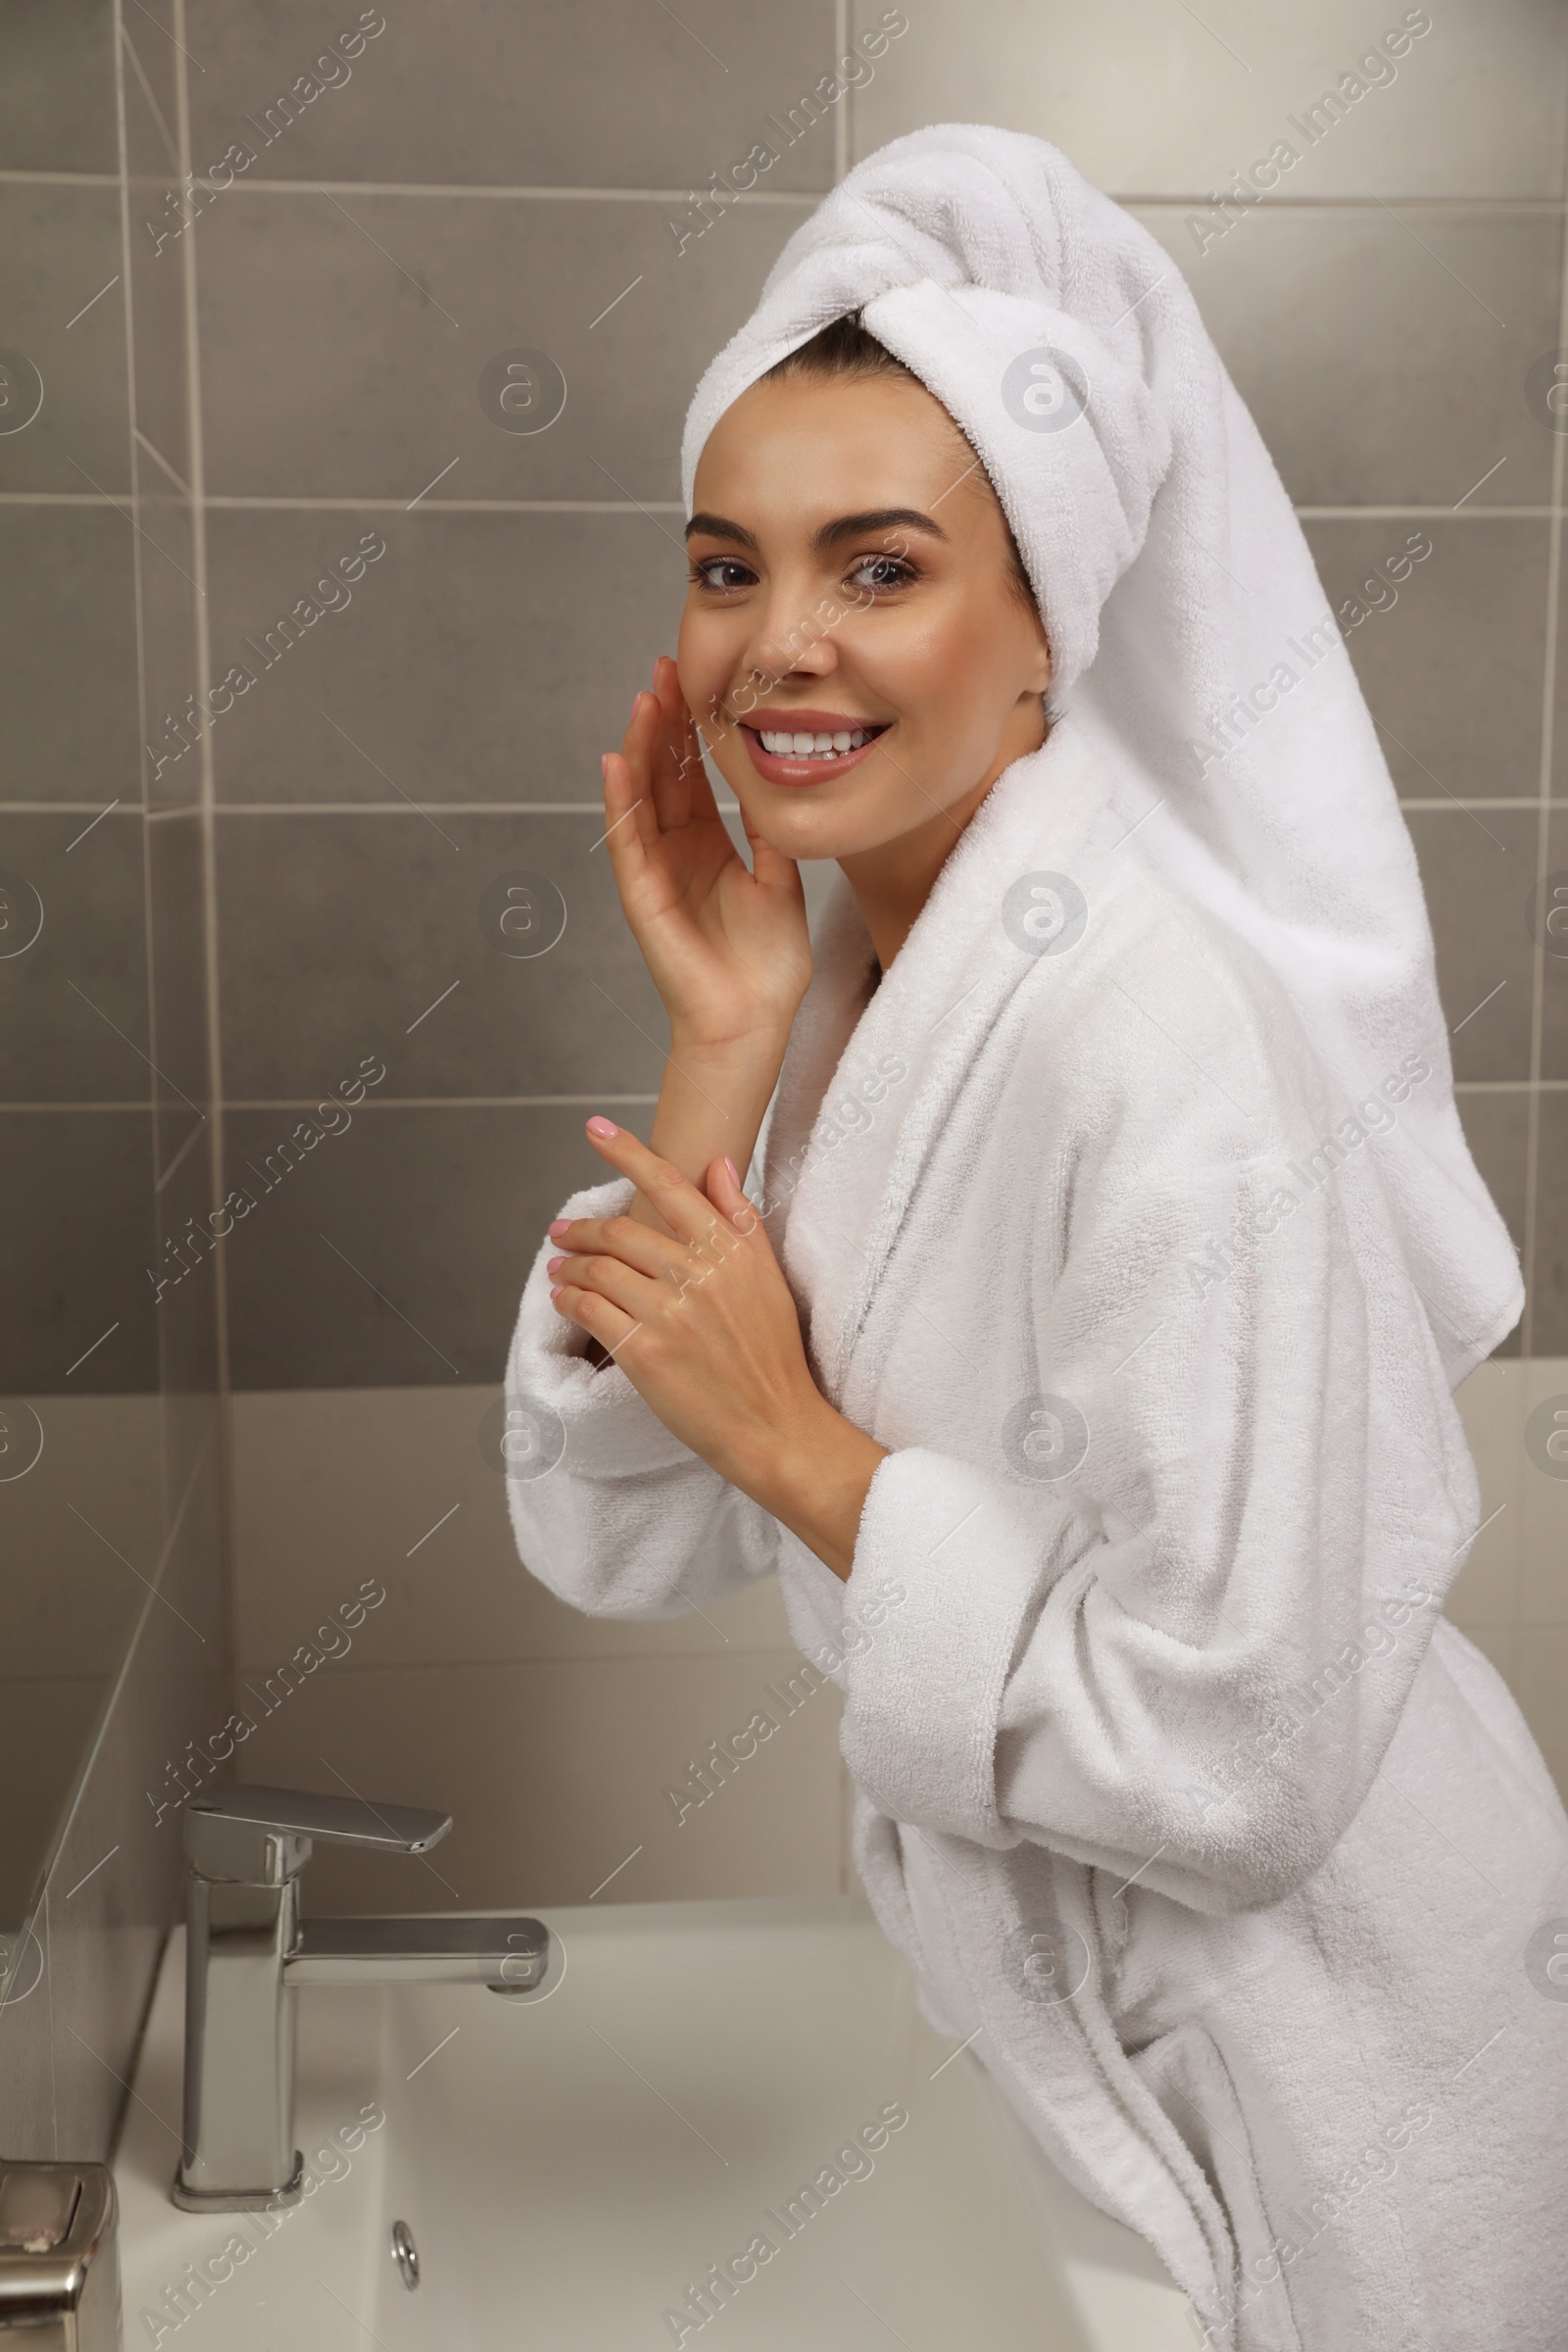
741;720;891;763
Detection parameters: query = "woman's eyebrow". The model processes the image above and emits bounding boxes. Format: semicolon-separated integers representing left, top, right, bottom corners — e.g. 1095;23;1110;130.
683;507;948;551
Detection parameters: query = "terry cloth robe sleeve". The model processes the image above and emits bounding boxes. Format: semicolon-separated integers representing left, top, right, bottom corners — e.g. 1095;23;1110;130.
502;1173;782;1619
834;927;1482;1920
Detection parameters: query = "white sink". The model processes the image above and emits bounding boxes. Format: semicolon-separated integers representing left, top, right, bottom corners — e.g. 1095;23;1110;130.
116;1893;1196;2349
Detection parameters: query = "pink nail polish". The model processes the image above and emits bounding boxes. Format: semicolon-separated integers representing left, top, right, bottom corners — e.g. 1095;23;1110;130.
724;1156;740;1187
548;1219;570;1239
547;1255;564;1276
630;690;642;719
586;1116;618;1139
549;1285;563;1301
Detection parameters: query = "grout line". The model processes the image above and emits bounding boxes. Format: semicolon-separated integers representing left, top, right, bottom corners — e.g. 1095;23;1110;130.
225;1094;662;1110
4;168;1561;213
171;0;242;1653
119;17;180;176
4;491;1561;519
133;174;829;204
9;1084;1559;1115
134;426;193;500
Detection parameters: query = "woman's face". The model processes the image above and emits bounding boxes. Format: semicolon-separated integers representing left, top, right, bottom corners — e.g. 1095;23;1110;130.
677;371;1053;864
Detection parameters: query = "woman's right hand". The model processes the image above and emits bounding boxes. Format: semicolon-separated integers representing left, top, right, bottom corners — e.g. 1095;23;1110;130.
601;655;812;1055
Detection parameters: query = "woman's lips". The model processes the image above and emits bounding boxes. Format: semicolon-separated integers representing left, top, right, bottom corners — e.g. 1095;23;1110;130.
739;721;892;788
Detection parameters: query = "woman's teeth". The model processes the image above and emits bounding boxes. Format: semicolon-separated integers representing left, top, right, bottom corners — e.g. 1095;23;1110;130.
757;726;881;759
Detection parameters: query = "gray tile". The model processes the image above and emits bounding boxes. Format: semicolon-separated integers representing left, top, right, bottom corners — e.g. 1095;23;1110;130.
221;1103;614;1387
0;507;139;807
0;0;119;177
1404;806;1541;1082
1541;806;1568;1082
1531;1091;1568;1354
1300;517;1548;800
206;507;685;806
152;1126;223;1513
123;26;193;487
131;470;204;814
146;809;210;1174
0;1110;160;1393
851;0;1568;202
1133;205;1562;508
215;811;667;1098
195;189;815;500
1452;1088;1530;1361
0;809;149;1100
0;182;129;496
185;0;837;191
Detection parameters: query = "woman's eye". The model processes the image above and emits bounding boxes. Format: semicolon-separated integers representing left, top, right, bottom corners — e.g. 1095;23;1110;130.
848;554;917;592
691;558;755;591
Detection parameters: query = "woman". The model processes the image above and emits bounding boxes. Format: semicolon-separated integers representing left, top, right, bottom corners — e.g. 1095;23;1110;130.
504;126;1568;2349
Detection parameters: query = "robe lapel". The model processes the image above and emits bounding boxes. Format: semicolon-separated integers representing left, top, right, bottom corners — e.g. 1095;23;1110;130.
766;716;1122;1403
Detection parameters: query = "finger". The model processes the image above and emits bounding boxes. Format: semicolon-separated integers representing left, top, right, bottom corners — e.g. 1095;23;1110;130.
548;1250;661;1321
551;1281;643;1357
583;1118;728;1249
703;1152;768;1246
600;746;659;868
546;1212;700;1283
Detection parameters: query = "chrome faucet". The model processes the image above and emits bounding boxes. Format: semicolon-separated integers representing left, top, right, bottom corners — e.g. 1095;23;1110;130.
173;1783;556;2212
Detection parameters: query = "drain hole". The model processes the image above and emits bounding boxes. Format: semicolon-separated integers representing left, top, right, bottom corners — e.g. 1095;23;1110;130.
390;2218;420;2291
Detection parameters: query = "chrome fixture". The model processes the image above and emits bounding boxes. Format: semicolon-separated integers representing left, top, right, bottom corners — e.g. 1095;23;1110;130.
174;1784;556;2212
0;2160;120;2349
390;2219;420;2291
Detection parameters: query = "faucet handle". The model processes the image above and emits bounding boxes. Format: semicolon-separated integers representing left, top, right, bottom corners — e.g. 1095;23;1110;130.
183;1782;453;1886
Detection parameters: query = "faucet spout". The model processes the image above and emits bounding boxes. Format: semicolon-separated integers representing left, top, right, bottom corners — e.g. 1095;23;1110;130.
284;1914;553;1993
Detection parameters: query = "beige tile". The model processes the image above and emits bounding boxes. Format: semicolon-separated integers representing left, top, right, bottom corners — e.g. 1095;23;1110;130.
1300;518;1548;803
204;507;683;808
1133;205;1560;510
1533;1093;1568;1353
236;1653;846;1914
850;0;1568;200
232;1383;795;1671
185;0;837;190
194;189;815;501
1517;1359;1568;1627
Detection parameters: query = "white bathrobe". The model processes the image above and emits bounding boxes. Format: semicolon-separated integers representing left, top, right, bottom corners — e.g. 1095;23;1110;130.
505;712;1568;2350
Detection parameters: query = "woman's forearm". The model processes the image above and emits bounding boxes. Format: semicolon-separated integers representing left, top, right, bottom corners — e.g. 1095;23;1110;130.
628;1029;791;1232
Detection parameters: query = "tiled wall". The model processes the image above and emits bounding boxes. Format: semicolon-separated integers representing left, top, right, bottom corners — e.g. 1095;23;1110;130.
0;0;229;2155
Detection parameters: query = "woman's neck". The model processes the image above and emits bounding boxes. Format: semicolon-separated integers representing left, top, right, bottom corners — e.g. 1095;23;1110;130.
837;714;1051;974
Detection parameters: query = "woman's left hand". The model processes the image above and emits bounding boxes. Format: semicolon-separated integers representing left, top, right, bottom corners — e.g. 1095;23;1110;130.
546;1119;887;1578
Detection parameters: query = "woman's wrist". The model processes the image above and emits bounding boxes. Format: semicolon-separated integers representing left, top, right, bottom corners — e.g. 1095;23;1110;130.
735;1393;889;1582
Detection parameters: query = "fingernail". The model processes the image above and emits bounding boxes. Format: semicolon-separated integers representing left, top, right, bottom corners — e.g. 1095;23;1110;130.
549;1285;563;1301
600;754;610;776
629;690;642;719
724;1156;740;1187
547;1255;564;1276
548;1219;570;1239
587;1116;618;1139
